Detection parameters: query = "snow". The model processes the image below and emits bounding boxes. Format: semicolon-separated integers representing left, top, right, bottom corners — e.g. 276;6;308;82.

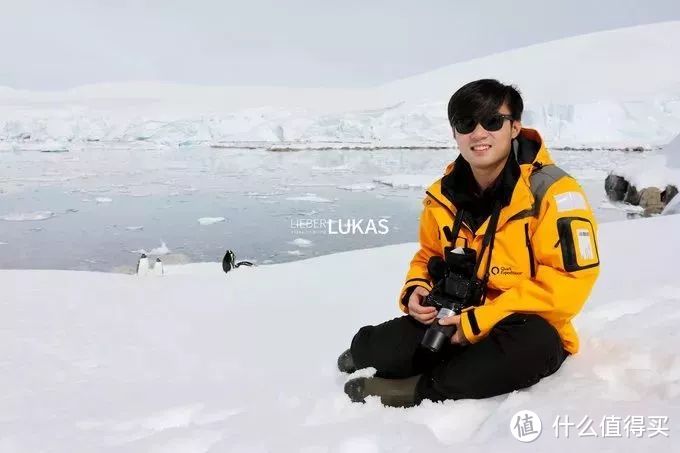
2;214;680;452
150;242;171;255
134;241;171;256
337;183;377;191
0;210;56;221
663;133;680;168
598;200;644;214
95;197;113;203
373;174;441;189
1;21;680;149
197;217;226;226
289;238;314;248
663;194;680;215
613;134;680;189
285;194;334;203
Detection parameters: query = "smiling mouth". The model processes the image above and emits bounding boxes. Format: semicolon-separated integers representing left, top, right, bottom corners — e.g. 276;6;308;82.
471;144;492;152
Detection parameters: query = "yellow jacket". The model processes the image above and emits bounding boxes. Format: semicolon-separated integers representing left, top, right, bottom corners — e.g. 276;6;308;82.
399;128;600;354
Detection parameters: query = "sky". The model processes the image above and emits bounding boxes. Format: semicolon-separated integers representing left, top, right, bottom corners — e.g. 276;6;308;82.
1;0;680;90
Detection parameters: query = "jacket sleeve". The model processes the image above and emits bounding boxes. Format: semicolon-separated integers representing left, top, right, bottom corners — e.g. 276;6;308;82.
397;198;442;312
460;177;600;342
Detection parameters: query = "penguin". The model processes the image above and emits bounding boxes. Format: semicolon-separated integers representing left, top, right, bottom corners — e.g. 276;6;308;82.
136;253;150;276
222;250;253;274
153;257;164;276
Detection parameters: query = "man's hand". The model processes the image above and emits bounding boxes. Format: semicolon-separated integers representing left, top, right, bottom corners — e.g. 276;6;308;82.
438;314;469;345
407;287;436;325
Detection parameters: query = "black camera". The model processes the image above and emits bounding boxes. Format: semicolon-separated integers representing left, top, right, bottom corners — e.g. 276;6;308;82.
420;247;485;352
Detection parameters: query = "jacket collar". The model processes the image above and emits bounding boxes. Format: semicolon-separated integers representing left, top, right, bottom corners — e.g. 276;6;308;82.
442;151;519;206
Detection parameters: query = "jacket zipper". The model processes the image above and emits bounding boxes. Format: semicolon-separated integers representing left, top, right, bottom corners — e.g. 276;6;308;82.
524;222;536;278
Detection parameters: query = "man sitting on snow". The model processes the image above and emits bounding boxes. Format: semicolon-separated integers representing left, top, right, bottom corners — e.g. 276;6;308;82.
338;79;601;407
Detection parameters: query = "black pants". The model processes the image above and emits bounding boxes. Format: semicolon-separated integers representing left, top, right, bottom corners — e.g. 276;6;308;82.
350;313;569;403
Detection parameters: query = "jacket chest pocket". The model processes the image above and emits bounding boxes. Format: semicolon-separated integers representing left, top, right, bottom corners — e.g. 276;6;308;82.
486;223;534;290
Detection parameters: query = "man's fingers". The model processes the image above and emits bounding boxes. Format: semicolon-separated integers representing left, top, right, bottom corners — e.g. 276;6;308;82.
410;310;435;324
419;313;437;324
420;312;436;320
408;299;434;314
438;314;460;326
412;306;436;316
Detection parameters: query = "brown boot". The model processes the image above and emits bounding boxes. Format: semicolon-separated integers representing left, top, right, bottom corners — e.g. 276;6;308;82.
344;375;420;407
337;349;357;373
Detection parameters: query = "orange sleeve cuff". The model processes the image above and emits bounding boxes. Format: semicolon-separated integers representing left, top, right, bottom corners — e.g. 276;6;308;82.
397;279;433;313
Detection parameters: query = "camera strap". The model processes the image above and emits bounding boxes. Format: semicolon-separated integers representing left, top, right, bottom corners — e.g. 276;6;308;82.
474;202;502;305
446;206;467;248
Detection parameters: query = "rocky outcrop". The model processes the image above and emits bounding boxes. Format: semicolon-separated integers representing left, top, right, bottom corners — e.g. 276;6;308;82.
605;173;678;216
604;174;629;202
638;188;664;215
662;185;679;205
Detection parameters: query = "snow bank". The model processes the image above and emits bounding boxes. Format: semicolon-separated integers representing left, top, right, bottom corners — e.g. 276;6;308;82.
663;133;680;169
663;194;680;215
613;134;680;189
2;214;680;452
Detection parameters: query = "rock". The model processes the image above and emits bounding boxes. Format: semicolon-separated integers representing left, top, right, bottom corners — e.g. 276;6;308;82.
604;173;629;202
661;185;678;205
623;184;640;205
603;174;676;214
639;187;664;215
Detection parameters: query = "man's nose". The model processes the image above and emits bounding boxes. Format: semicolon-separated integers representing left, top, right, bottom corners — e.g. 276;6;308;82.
470;123;490;140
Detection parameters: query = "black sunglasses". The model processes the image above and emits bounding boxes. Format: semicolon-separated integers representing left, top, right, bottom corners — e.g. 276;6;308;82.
452;114;514;134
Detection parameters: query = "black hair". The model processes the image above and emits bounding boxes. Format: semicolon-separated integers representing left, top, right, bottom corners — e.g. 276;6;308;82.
447;79;524;126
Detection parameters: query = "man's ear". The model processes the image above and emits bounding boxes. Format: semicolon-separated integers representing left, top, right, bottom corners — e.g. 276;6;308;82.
511;121;522;139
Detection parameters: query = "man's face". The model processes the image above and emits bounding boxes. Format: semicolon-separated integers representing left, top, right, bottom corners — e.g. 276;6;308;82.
453;103;521;171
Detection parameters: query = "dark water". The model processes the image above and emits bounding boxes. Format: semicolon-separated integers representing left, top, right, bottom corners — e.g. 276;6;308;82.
0;186;422;272
0;146;634;272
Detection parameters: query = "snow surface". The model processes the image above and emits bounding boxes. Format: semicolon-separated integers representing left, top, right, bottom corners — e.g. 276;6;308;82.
197;217;226;226
663;133;680;168
2;214;680;452
1;21;680;148
663;194;680;215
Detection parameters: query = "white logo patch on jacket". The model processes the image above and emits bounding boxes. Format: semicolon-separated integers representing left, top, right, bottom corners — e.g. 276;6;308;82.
554;191;587;212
